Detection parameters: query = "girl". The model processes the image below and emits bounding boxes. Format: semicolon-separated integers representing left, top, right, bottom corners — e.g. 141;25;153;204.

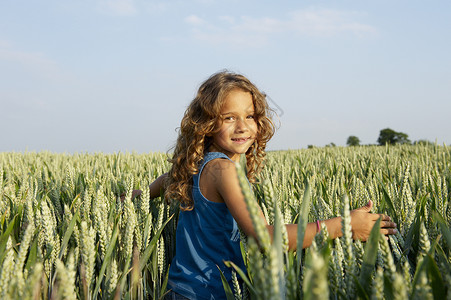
139;71;397;299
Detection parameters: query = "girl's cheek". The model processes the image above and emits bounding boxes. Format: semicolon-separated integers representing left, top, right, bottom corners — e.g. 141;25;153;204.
251;123;258;136
219;126;231;137
222;124;233;132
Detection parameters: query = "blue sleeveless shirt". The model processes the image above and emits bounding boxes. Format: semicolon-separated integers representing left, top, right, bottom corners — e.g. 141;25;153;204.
167;152;246;299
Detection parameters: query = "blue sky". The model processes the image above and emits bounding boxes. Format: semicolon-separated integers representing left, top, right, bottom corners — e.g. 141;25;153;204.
1;0;450;153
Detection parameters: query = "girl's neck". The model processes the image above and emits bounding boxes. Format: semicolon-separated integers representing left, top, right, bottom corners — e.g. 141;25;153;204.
207;144;242;163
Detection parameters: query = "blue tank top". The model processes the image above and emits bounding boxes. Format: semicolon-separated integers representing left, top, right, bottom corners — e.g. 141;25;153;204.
167;152;246;299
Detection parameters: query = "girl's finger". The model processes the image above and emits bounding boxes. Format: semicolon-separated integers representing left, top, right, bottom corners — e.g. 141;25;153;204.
381;221;397;228
380;228;397;236
369;214;388;221
380;214;391;221
372;214;391;222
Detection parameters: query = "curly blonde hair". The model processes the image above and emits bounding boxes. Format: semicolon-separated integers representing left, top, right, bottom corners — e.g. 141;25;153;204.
165;71;275;210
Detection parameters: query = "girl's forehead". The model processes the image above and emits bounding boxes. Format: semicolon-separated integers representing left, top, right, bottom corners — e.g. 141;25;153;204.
221;90;254;111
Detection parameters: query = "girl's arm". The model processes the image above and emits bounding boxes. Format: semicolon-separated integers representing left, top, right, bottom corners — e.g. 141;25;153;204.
126;173;168;200
148;173;168;199
211;159;396;250
269;201;396;249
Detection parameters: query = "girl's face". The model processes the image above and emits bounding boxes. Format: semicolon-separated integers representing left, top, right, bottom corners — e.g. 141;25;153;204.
209;89;258;162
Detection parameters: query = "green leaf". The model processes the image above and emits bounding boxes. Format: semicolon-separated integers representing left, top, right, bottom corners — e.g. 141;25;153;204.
432;211;451;248
24;238;38;273
224;260;258;297
217;266;235;300
297;182;311;270
425;253;446;300
142;211;153;249
352;274;369;300
239;240;249;272
0;215;16;263
160;264;170;299
382;273;395;299
139;214;173;272
376;175;399;226
410;253;428;298
93;225;119;299
272;200;285;297
58;210;79;259
404;210;422;256
118;254;132;299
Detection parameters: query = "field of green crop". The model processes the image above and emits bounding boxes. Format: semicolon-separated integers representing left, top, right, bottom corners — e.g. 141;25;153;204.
0;144;450;299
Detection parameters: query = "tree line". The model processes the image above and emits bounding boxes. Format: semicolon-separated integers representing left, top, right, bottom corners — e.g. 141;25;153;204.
346;128;433;147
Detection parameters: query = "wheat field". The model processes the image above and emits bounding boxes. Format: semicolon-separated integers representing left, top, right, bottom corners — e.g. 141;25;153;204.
0;144;450;299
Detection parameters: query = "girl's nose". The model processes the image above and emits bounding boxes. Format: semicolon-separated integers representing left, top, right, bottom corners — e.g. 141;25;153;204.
235;119;249;132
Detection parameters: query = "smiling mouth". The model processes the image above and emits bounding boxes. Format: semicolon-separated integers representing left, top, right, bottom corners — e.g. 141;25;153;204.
232;137;251;143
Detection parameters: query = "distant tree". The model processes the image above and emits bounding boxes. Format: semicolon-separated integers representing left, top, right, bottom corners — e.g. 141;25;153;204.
377;128;411;145
346;136;360;146
414;139;433;146
325;142;336;148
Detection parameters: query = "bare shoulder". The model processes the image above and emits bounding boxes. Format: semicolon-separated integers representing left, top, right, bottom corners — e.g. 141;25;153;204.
199;158;239;203
202;158;239;192
202;158;238;187
203;158;237;178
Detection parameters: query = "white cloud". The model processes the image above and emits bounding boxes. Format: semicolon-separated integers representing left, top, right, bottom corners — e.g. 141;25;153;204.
218;15;235;24
192;29;268;48
235;16;282;34
0;41;60;79
185;15;206;26
184;8;377;47
63;0;168;16
287;9;377;37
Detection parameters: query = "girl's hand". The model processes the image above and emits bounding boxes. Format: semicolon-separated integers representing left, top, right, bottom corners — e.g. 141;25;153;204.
120;189;142;201
119;173;168;201
350;200;397;241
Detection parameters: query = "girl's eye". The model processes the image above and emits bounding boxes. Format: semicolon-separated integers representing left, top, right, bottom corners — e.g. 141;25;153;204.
224;116;235;121
247;115;255;119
